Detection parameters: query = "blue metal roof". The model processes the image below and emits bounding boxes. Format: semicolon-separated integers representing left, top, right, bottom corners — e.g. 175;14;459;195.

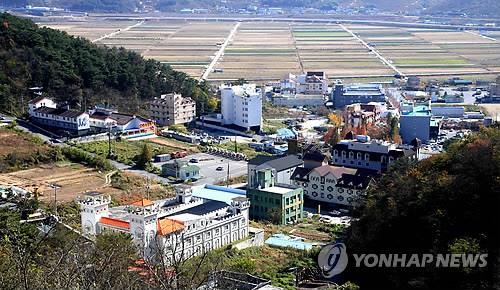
191;184;246;205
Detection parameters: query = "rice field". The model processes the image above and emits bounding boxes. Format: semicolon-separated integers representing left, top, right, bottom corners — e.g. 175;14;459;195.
38;18;500;82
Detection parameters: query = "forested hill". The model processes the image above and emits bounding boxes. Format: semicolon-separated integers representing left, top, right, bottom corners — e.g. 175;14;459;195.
0;13;213;116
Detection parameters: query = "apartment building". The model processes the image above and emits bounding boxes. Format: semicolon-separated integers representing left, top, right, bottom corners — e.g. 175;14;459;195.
150;93;196;126
281;71;328;95
220;84;262;131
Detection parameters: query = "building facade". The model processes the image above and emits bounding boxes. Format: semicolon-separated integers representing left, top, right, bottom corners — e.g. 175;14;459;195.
220;84;262;131
150;93;196;127
161;160;200;181
399;103;432;143
330;81;386;109
280;71;328;95
78;186;250;264
29;97;90;135
246;169;303;225
89;107;156;138
247;155;303;187
331;135;418;172
291;165;372;206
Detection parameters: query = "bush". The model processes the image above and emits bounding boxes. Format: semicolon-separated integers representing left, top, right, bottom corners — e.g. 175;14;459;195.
60;147;115;172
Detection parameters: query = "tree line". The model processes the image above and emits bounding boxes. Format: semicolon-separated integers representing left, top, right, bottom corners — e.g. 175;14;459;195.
0;13;216;117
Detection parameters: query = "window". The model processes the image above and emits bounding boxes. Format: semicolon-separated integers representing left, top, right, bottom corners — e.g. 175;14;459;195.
312;184;318;189
338;188;344;193
327;194;333;200
327;186;334;192
312;192;318;197
338;196;344;201
347;189;353;195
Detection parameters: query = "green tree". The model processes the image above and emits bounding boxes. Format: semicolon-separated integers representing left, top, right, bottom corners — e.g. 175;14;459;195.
136;143;153;169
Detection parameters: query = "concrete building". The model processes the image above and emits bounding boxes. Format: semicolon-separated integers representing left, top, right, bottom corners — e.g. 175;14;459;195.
220;84;262;131
28;97;90;135
150;93;196;126
89;107;156;138
291;165;372;206
280;71;328;95
331;135;418;172
270;94;326;107
329;81;386;109
247;155;303;187
78;186;250;264
399;102;432;143
246;168;303;225
431;106;465;118
406;76;421;90
161;160;200;181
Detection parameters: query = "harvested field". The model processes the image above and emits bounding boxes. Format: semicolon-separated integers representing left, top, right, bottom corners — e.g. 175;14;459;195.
38;18;500;82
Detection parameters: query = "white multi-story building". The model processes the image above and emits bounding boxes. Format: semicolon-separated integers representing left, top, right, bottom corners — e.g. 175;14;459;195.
280;71;328;95
28;96;90;135
220;84;262;131
291;165;372;206
150;93;196;127
78;185;250;264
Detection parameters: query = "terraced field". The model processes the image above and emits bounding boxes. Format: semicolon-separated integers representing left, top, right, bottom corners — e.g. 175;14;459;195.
39;18;500;82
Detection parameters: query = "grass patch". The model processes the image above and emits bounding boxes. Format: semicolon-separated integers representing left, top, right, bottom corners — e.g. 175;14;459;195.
393;58;469;65
75;140;176;165
293;31;350;37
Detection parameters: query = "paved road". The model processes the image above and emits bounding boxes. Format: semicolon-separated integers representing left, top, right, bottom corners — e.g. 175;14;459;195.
201;22;241;81
153;153;248;186
92;20;145;43
339;23;405;78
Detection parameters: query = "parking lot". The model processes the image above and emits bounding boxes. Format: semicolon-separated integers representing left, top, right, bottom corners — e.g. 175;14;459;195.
154;153;248;185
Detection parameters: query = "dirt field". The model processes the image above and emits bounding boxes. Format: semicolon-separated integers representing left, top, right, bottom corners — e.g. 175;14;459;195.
0;129;49;157
479;104;500;118
0;163;121;203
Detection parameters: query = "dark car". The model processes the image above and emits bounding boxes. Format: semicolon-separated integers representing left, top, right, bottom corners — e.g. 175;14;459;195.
216;166;224;171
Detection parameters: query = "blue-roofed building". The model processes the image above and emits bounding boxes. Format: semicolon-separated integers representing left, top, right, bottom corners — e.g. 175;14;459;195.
276;128;297;140
191;184;246;205
329;80;386;109
399;102;434;144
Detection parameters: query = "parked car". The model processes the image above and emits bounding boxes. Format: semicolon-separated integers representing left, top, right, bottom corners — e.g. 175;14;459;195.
329;210;341;216
216;166;224;171
189;158;199;163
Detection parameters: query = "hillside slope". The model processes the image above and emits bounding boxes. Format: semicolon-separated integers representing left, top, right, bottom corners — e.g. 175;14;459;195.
0;13;211;116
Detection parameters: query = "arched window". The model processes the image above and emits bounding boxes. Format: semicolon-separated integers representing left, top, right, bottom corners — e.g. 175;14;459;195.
357;152;362;159
333;150;338;156
349;152;354;159
342;151;346;158
381;156;387;163
365;153;370;161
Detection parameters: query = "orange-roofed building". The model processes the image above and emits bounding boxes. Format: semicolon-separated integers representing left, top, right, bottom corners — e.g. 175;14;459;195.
131;199;154;207
99;216;130;230
78;186;251;265
157;219;184;236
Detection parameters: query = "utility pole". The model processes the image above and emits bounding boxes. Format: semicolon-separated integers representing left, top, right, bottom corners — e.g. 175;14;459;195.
107;125;113;159
234;135;237;153
226;161;230;187
49;183;61;217
146;176;150;200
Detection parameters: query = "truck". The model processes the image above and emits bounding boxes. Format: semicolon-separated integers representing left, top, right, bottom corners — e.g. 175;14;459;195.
170;151;188;159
